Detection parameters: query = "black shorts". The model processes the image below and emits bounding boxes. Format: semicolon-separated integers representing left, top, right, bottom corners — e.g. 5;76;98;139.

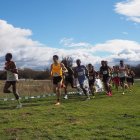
53;76;62;85
89;80;95;86
6;81;17;84
65;77;73;85
103;76;111;83
126;77;134;83
120;77;126;83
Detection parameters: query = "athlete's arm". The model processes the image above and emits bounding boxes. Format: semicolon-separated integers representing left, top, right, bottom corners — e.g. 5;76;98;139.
61;63;68;73
12;62;18;74
83;66;88;78
50;64;53;76
108;66;112;72
73;67;78;78
99;67;103;79
131;70;135;77
69;67;74;75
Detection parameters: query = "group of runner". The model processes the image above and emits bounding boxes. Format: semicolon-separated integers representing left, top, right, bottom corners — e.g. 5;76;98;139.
51;55;135;105
3;53;135;107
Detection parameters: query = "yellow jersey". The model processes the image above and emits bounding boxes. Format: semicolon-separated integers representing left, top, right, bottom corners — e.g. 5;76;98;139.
51;63;63;77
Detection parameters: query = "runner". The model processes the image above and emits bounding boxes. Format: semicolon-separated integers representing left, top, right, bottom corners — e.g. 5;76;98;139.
50;55;67;105
75;59;90;100
112;66;120;91
3;53;22;108
126;66;135;91
87;64;97;97
100;60;112;96
61;58;74;99
118;60;128;94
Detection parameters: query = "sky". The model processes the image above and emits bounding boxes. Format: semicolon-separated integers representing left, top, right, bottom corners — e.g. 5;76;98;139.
0;0;140;70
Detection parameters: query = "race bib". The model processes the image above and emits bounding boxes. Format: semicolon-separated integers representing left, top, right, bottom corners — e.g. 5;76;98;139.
103;71;108;75
119;72;126;77
78;71;84;76
53;72;59;76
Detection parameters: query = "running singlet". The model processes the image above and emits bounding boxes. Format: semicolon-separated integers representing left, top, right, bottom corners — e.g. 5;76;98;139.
88;69;96;80
119;65;126;77
127;70;134;78
75;65;87;84
100;66;110;77
65;67;73;78
5;61;18;81
51;63;63;77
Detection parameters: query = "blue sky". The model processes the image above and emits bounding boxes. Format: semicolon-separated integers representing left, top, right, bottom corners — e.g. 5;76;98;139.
0;0;140;69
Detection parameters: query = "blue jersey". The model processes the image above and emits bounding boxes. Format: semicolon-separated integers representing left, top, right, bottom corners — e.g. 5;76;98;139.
75;65;87;84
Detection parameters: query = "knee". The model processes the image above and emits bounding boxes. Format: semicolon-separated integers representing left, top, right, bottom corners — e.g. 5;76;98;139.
56;88;60;92
3;89;10;93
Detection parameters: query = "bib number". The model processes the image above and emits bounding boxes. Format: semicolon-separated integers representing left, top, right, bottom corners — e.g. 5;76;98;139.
103;71;107;75
53;72;59;76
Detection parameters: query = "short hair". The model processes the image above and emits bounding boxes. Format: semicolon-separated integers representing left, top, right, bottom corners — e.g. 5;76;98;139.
88;63;92;66
76;59;81;63
53;55;59;60
6;53;12;59
104;61;108;64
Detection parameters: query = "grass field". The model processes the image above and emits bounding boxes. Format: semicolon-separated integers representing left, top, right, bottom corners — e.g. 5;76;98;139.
0;81;140;140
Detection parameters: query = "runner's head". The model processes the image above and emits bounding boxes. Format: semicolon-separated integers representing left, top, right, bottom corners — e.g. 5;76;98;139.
101;60;105;66
120;60;124;66
53;55;59;63
5;53;12;61
88;63;93;70
113;66;115;70
104;61;108;66
76;59;81;66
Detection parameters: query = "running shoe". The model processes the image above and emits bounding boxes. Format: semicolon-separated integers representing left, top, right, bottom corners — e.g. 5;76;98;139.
16;104;22;109
64;95;68;99
55;102;60;105
109;92;112;96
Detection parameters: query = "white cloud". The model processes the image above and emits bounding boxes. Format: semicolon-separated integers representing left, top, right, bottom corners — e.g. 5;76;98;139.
0;19;140;70
115;0;140;23
59;38;74;46
92;39;140;54
60;38;140;56
60;38;91;48
0;19;57;69
60;38;140;65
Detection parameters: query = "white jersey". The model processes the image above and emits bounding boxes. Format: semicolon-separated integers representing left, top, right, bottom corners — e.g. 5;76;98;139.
119;65;127;78
7;70;18;81
5;61;18;81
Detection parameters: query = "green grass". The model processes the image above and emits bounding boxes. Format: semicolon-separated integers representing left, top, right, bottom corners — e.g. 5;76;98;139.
0;82;140;140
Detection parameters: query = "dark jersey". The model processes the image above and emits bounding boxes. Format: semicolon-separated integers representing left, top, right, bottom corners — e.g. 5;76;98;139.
100;66;111;78
75;65;88;84
65;67;74;78
88;69;96;81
